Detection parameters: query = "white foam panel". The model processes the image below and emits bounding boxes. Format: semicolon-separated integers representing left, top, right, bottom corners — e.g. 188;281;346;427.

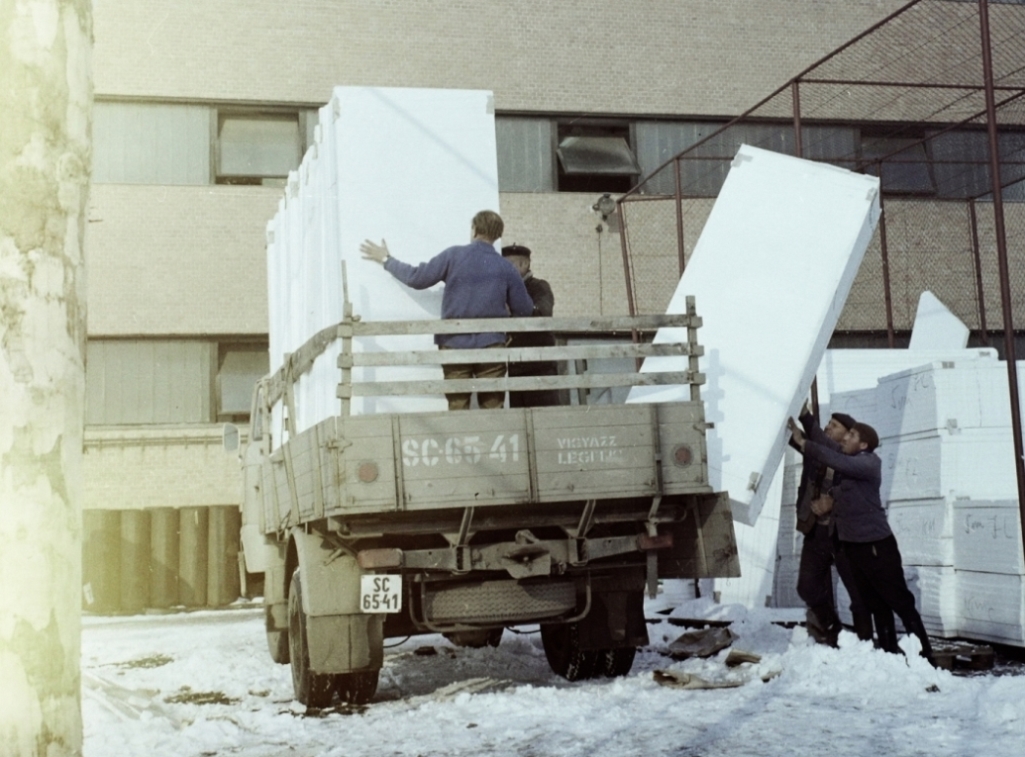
264;87;501;446
776;503;804;559
887;498;954;568
908;291;970;351
905;565;959;637
957;571;1025;645
952;500;1025;575
879;428;1018;503
873;360;1013;440
628;145;881;525
770;553;803;609
713;459;784;607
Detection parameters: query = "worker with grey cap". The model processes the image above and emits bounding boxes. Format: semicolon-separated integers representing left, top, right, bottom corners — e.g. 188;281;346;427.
501;244;560;408
790;408;872;646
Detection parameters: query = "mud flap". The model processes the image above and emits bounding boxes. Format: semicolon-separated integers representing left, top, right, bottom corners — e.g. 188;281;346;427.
291;529;385;675
577;590;649;650
658;492;741;579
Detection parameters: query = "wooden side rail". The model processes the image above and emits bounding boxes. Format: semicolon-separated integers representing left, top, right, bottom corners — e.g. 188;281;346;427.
264;299;703;414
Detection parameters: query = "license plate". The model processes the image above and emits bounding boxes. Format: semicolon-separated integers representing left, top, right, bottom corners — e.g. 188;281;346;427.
360;574;402;614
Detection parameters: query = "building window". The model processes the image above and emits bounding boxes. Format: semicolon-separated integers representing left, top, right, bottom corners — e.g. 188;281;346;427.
217;344;269;422
496;117;555;192
556;121;639;193
92;101;211;185
860;129;936;196
85;340;216;425
216;111;303;185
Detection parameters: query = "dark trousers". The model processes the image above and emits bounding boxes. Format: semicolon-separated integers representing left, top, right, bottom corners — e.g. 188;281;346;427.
508;362;560;408
440;345;506;410
842;535;933;659
797;523;871;639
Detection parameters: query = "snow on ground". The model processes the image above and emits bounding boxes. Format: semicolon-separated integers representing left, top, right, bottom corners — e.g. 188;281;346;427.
82;597;1025;757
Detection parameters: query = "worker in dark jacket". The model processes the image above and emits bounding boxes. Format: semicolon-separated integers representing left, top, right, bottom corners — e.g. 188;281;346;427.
791;409;873;646
360;211;533;410
789;418;935;665
501;244;560;408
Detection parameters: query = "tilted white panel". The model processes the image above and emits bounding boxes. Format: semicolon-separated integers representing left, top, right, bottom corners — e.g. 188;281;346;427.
628;145;881;525
908;291;969;351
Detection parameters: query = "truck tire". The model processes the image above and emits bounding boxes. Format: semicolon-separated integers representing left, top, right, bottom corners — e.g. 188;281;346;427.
335;670;379;705
595;647;636;678
540;622;598;681
267;628;290;665
288;570;336;708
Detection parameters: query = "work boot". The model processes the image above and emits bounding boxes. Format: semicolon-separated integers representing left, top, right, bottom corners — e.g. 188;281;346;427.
902;615;937;667
875;620;902;655
806;607;840;648
852;610;874;643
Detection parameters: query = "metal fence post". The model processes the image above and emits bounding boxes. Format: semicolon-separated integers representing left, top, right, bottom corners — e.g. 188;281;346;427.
979;0;1025;547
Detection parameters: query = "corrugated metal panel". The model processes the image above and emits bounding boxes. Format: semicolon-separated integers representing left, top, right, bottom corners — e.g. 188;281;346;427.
93;102;211;184
496;117;553;192
86;340;215;424
635;121;726;195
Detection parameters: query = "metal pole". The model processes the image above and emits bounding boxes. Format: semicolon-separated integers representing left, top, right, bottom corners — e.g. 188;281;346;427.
792;81;804;158
877;188;896;348
616;202;637;317
674;159;686;276
968;199;990;345
979;0;1025;544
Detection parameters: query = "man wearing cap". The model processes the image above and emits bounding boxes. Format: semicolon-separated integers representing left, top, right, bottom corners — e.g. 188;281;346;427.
501;244;560;408
360;210;533;410
790;418;935;665
791;408;872;646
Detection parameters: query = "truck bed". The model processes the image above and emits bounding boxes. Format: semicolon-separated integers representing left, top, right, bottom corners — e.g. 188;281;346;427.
263;401;711;531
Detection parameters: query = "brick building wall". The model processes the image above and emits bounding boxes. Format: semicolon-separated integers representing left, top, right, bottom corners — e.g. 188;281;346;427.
86;185;278;336
83;427;242;509
92;0;905;114
86;0;970;515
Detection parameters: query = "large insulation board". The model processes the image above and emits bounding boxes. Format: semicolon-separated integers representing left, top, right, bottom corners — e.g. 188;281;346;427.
265;87;501;444
816;348;997;417
908;291;969;351
628;145;881;525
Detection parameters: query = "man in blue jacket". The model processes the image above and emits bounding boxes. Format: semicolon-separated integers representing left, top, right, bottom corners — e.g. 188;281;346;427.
788;418;935;665
360;210;534;410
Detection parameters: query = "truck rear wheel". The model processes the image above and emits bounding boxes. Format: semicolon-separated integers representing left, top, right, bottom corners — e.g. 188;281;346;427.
288;570;337;708
595;646;636;678
540;622;598;681
335;670;379;705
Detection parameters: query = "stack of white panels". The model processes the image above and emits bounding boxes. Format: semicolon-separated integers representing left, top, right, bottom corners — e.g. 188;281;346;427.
908;291;970;351
265;87;501;447
834;359;1025;643
771;445;806;609
770;348;996;613
953;498;1025;644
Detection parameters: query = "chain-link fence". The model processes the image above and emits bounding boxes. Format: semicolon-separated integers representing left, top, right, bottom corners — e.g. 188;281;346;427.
617;0;1025;346
615;0;1025;510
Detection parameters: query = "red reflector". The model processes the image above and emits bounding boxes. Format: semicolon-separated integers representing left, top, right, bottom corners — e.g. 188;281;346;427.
357;548;403;569
672;445;693;467
638;533;673;551
357;462;379;482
